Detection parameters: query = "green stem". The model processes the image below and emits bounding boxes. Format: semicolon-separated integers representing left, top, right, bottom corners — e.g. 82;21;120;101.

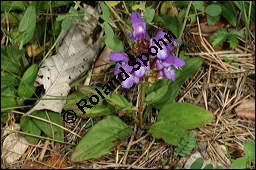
105;1;132;32
176;1;192;57
138;83;146;127
142;105;152;122
178;1;192;40
122;1;130;15
39;30;65;66
1;128;76;146
222;135;232;163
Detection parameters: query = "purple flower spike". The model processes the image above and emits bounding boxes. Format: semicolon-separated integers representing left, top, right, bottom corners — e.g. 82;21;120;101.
129;12;150;43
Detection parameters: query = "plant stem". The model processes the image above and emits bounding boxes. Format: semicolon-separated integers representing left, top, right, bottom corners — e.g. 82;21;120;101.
142;105;152;122
138;83;146;127
176;1;192;57
122;1;130;15
222;135;232;164
178;1;192;40
105;1;132;32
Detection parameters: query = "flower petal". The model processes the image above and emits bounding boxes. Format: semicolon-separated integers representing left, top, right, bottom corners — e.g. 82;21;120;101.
154;30;167;40
134;76;140;84
130;12;150;42
156;48;169;60
156;59;163;69
121;75;134;89
122;63;134;73
134;66;146;78
172;57;185;67
164;68;176;81
109;52;129;62
114;63;121;75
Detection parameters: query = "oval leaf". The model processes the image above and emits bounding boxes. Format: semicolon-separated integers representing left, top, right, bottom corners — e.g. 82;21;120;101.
244;141;255;162
144;7;155;23
17;64;38;98
18;4;36;47
158;102;214;129
145;85;168;104
20;117;41;144
192;1;205;11
205;4;221;17
231;157;248;169
220;1;237;27
190;157;204;169
147;57;203;109
31;110;64;141
149;121;188;146
71;115;133;162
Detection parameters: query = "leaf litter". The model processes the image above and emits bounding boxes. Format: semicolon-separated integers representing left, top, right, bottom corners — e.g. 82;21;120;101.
27;4;104;114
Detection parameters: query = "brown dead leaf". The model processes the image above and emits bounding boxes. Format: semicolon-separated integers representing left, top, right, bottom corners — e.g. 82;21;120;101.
2;133;30;164
22;152;67;169
91;46;112;81
26;44;45;57
235;98;255;120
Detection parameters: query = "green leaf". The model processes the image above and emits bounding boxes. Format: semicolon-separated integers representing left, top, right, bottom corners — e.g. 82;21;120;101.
61;16;71;30
132;4;145;11
220;1;237;27
159;14;182;38
1;72;20;89
158;102;214;129
190;157;204;169
107;1;121;7
228;35;239;50
174;132;196;156
244;141;255;162
145;85;168;104
71;115;133;162
173;1;189;7
1;1;27;11
64;91;116;118
105;37;124;51
231;157;248;169
103;23;115;38
1;86;17;112
207;15;220;26
215;166;224;169
205;4;221;17
210;28;229;47
203;164;214;169
31;110;64;141
79;86;136;114
144;7;155;23
147;57;203;109
177;9;186;22
20;117;41;144
192;1;205;11
100;2;109;22
33;1;73;10
228;29;244;38
18;4;37;48
1;45;28;75
149;121;188;146
17;64;38;99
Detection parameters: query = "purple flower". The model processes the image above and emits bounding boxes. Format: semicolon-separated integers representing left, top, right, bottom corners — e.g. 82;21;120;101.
128;12;150;43
121;57;150;89
108;52;133;75
150;30;179;60
156;56;185;81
